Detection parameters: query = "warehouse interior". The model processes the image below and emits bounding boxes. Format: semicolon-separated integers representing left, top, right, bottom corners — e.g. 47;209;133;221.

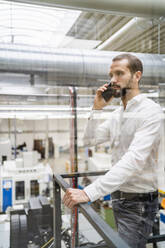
0;1;165;248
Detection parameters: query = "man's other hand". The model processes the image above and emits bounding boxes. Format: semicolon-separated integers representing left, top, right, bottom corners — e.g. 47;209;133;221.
63;188;90;208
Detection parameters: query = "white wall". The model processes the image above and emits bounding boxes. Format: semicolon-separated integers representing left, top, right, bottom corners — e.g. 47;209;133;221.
0;118;87;151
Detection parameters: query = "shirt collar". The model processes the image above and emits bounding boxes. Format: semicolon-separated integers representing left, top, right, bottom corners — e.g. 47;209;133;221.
120;93;145;110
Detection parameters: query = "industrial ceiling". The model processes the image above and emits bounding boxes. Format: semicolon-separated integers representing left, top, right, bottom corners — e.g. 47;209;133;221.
0;0;165;112
1;0;165;53
8;0;165;54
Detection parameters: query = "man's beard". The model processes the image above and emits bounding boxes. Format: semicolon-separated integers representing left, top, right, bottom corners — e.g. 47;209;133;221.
112;78;132;98
113;88;127;98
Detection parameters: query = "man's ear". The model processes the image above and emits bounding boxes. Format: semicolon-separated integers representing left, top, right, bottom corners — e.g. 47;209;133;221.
135;71;142;82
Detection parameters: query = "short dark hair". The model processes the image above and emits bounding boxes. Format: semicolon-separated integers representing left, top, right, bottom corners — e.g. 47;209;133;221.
112;53;143;75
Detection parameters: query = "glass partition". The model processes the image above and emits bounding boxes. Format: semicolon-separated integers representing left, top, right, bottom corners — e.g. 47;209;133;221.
0;0;165;248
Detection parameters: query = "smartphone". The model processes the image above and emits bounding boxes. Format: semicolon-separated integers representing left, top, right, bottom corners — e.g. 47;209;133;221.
102;83;114;102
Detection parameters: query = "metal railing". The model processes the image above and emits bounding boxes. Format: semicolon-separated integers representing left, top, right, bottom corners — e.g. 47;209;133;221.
53;171;165;248
53;171;131;248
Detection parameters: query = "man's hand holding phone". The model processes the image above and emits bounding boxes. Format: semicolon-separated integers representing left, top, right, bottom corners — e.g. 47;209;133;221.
93;83;114;110
102;82;115;102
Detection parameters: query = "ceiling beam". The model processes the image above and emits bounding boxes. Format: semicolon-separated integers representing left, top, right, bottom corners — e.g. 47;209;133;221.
97;18;148;50
13;0;165;18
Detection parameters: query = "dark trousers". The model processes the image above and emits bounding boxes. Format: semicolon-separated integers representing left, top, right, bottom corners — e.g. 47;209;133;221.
111;193;159;248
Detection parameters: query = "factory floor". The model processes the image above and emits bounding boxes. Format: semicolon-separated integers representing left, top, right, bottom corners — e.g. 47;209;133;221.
0;216;9;248
1;153;165;248
0;217;165;248
0;153;75;248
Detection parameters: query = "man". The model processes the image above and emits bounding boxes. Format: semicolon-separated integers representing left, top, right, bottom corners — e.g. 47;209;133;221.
63;53;162;248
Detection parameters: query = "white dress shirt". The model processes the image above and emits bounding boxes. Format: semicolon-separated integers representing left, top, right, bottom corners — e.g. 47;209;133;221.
83;94;163;202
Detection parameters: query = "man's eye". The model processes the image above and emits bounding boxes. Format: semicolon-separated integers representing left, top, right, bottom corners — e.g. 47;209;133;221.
117;72;121;75
117;71;123;76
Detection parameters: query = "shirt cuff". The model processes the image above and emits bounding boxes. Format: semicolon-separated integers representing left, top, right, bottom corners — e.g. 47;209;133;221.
84;183;101;202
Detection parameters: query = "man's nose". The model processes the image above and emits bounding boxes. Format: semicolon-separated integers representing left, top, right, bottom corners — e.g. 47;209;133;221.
110;77;117;86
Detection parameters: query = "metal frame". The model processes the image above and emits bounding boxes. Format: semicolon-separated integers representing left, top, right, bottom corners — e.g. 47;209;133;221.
53;171;165;248
69;86;79;247
53;172;130;248
53;179;62;248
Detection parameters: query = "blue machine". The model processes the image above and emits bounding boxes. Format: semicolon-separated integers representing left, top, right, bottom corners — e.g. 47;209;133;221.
3;179;12;212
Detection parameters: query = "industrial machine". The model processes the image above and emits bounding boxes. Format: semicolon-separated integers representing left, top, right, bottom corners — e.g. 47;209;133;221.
10;196;53;248
0;150;53;213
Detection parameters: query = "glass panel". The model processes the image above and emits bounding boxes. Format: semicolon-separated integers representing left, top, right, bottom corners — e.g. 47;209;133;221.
30;180;39;197
0;0;165;248
15;181;25;200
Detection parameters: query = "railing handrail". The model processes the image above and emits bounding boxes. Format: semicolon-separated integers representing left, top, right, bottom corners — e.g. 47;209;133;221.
54;173;131;248
60;170;109;178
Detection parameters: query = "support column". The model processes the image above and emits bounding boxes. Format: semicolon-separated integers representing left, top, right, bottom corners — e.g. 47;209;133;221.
69;86;79;248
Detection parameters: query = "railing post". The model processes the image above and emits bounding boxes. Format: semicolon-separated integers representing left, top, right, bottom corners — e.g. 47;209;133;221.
53;179;62;248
